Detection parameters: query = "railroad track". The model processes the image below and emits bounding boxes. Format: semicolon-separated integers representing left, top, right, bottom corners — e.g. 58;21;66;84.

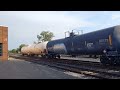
9;54;120;79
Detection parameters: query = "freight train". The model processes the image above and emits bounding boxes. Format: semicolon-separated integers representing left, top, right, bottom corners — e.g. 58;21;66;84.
21;25;120;65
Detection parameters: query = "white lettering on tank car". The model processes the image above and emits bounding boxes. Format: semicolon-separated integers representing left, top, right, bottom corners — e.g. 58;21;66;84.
99;39;108;43
87;43;93;47
86;43;94;49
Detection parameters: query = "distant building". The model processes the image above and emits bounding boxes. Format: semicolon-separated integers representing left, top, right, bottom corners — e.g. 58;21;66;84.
0;26;8;61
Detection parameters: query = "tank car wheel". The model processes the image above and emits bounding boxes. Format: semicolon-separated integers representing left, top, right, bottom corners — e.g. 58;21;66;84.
54;55;56;59
41;54;44;58
47;54;53;59
94;55;97;59
114;57;120;65
57;55;60;59
53;55;57;59
100;56;108;65
108;56;115;66
43;55;47;58
71;55;76;57
45;54;49;59
35;55;38;57
89;55;92;58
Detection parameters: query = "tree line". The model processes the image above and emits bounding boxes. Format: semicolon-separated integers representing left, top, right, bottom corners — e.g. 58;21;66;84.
9;31;54;53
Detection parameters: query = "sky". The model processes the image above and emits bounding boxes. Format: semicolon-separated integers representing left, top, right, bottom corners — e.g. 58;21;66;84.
0;11;120;50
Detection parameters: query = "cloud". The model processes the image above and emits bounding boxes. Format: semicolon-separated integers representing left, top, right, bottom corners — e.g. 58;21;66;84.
111;14;120;20
0;11;114;50
6;11;120;50
6;11;95;27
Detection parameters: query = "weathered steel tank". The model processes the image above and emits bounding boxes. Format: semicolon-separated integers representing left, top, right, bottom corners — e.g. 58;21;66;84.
21;41;48;56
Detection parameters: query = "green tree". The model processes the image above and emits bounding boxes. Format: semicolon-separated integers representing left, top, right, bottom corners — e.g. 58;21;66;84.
11;49;17;53
9;44;26;54
33;41;37;44
18;44;26;52
16;48;19;53
37;31;54;43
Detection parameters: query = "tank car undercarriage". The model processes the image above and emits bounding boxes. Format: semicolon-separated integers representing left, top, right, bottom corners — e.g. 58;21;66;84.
45;53;61;59
100;51;120;65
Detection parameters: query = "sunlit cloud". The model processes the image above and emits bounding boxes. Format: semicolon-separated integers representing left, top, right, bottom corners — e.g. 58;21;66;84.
0;11;120;50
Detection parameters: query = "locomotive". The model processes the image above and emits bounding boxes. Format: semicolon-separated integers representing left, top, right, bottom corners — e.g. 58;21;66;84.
21;25;120;65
